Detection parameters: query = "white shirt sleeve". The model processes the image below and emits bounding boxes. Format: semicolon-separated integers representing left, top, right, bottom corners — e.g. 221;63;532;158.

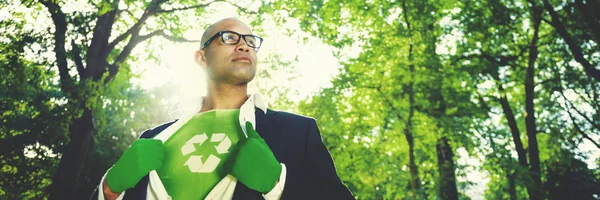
97;171;126;200
262;163;287;200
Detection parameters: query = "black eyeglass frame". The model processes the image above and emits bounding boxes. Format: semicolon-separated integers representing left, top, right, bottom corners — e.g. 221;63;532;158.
200;31;264;52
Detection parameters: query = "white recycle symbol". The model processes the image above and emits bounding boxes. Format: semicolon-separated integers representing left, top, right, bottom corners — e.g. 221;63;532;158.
181;133;231;173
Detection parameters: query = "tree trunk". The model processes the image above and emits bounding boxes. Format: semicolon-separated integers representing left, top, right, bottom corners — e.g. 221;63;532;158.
431;82;458;200
525;3;543;200
405;115;421;199
404;32;421;199
44;3;120;198
41;0;189;198
436;136;458;200
401;1;421;197
49;108;95;200
496;82;528;167
491;58;534;199
405;72;421;199
508;171;517;200
487;132;518;200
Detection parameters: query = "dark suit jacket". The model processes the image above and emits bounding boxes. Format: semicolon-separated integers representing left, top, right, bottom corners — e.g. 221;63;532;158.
93;108;354;200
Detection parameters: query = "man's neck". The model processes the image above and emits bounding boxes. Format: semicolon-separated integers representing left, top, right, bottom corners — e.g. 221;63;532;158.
200;82;249;112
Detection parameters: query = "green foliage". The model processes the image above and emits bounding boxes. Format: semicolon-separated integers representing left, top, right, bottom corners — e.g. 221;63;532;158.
543;150;600;199
265;0;600;199
269;0;482;198
0;17;67;199
75;63;177;199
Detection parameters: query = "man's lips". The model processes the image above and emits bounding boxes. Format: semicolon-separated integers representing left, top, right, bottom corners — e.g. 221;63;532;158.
232;56;251;63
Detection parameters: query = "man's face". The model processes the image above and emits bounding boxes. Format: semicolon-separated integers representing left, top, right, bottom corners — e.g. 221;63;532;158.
195;19;258;85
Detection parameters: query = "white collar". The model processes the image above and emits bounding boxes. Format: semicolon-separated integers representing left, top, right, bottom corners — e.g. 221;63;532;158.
154;93;268;142
112;94;270;200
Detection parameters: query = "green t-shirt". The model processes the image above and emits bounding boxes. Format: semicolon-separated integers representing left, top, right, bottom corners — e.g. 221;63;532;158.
157;109;244;199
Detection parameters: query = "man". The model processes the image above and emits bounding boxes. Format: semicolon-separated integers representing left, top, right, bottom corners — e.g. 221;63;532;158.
93;18;353;200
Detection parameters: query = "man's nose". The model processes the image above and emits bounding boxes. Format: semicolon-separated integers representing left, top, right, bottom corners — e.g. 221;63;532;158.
235;40;251;52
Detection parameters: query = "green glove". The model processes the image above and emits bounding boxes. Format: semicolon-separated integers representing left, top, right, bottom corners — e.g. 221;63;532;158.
106;139;164;193
226;122;282;193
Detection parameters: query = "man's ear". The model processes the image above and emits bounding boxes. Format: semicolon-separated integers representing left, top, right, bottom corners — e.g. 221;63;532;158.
194;50;207;67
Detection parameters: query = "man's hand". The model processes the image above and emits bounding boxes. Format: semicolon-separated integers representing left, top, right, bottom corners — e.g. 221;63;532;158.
105;139;165;193
226;122;282;193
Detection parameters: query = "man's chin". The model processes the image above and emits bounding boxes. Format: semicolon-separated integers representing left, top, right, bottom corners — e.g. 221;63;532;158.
231;74;255;85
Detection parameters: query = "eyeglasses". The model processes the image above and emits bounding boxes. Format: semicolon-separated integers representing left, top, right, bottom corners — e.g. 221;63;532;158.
201;31;263;52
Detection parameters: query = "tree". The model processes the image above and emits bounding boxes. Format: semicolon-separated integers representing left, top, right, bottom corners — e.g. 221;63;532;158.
4;0;600;199
266;0;600;198
543;150;600;199
0;0;256;199
454;0;600;199
0;16;66;199
264;0;479;199
542;0;600;82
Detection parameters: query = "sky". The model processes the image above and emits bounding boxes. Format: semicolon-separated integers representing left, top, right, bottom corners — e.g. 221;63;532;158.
132;4;343;105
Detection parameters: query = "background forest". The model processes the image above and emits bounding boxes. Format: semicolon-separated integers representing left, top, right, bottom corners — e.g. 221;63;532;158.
1;0;600;199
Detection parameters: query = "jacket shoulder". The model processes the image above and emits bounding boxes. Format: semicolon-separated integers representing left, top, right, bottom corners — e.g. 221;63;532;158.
267;109;315;124
138;120;177;139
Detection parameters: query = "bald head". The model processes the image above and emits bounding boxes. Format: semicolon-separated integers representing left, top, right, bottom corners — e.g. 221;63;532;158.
194;17;258;86
200;18;252;48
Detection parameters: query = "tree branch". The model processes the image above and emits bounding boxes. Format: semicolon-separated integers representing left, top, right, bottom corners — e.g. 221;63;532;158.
106;0;168;53
40;0;75;93
361;85;405;121
104;0;169;82
71;40;86;78
535;76;560;87
574;0;600;46
560;92;600;149
160;0;259;15
541;17;553;26
558;67;600;129
157;0;222;13
105;63;119;84
579;128;600;149
223;0;259;15
118;9;136;19
543;0;600;83
86;1;120;80
561;91;600;132
563;78;598;115
105;29;167;83
496;78;529;167
106;12;150;52
109;0;255;52
454;46;527;68
105;37;140;83
152;30;200;42
476;91;491;112
105;0;255;83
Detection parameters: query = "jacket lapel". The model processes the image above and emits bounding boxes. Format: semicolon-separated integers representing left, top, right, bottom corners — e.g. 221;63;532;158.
231;108;284;199
255;109;284;162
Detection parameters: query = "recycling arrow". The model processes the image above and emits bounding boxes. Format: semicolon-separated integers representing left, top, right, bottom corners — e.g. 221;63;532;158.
181;133;208;156
183;155;221;173
181;133;232;173
210;133;231;154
